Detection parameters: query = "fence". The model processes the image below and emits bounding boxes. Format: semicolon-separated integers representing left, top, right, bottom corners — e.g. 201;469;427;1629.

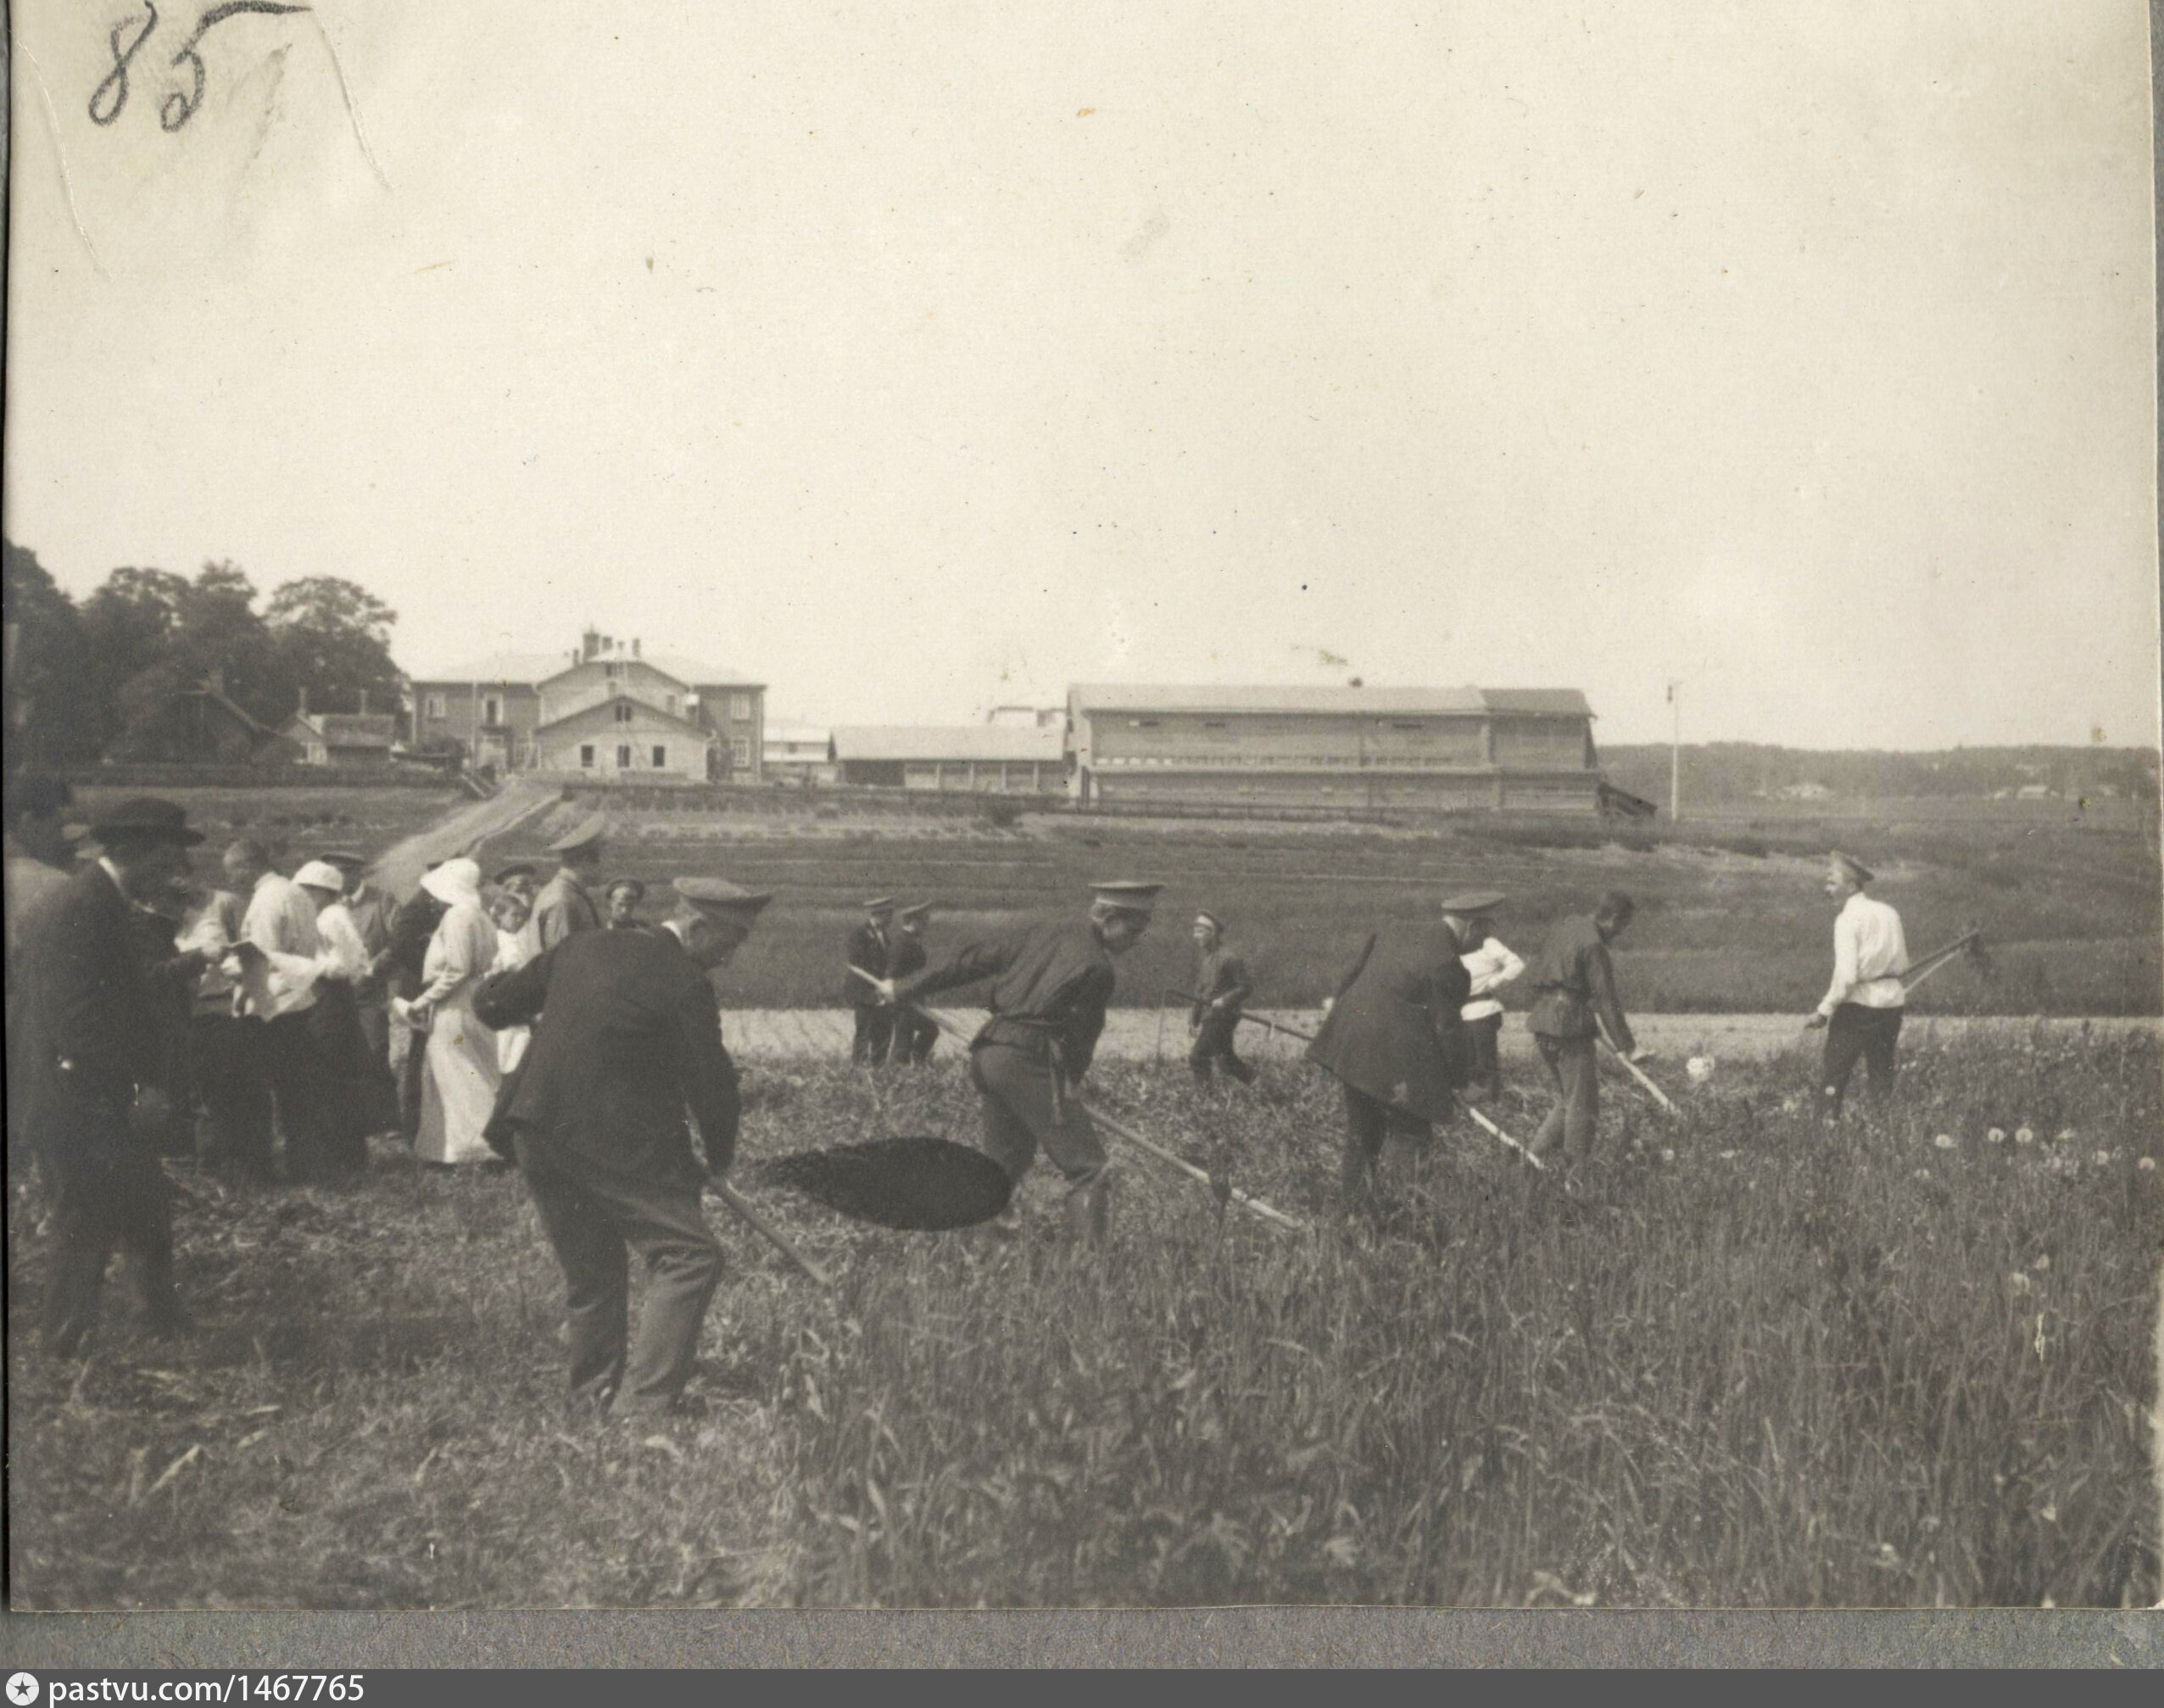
63;762;453;790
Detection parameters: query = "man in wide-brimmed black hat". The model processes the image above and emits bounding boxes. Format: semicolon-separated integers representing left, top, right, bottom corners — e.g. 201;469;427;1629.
17;797;205;1354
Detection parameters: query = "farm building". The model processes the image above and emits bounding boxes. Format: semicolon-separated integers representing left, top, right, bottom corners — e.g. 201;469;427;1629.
763;721;837;785
283;710;396;768
830;724;1067;794
1065;684;1607;813
406;629;765;779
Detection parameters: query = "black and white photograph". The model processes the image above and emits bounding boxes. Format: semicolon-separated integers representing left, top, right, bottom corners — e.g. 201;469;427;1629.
4;1;2160;1615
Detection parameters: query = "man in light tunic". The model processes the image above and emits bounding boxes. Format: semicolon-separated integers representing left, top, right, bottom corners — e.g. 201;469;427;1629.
1805;851;1910;1122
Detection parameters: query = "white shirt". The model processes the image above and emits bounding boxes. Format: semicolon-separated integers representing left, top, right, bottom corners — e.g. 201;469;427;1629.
1460;936;1525;1023
311;901;371;984
1818;891;1910;1015
235;871;323;1019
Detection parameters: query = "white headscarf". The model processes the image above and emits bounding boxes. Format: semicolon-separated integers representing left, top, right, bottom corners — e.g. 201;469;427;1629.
421;857;482;907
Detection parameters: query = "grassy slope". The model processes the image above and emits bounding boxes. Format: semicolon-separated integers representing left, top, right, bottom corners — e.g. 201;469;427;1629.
9;1037;2158;1609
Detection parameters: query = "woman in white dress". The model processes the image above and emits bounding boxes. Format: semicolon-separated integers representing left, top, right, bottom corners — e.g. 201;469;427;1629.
488;887;535;1077
408;858;502;1166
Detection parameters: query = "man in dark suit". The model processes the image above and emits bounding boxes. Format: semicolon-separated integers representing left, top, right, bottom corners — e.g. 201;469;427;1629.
474;876;769;1416
1306;895;1488;1215
845;896;896;1066
886;902;938;1065
18;798;205;1354
385;866;449;1144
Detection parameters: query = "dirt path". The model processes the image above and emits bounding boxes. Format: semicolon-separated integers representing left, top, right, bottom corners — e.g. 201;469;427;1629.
367;778;562;896
716;1008;2159;1063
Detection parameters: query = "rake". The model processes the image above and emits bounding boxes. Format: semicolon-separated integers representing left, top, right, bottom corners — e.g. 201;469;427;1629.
1185;997;1548;1173
853;967;1312;1231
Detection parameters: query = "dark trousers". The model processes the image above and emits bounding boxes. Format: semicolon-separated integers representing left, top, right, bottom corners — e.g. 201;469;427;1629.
1339;1081;1435;1213
354;996;400;1136
851;1005;894;1067
1819;1004;1903;1122
399;1011;428;1142
39;1138;183;1355
1189;1011;1257;1084
192;1012;274;1181
303;986;371;1179
262;1010;330;1181
892;1010;938;1065
1531;1032;1600;1161
1464;1014;1503;1097
514;1134;723;1413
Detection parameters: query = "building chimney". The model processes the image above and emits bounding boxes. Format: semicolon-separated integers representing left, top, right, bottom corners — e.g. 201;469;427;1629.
632;638;641;659
298;685;309;716
583;628;602;661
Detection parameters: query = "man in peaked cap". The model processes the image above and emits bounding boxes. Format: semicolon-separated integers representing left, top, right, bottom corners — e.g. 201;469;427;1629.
845;896;898;1066
474;875;768;1416
887;902;939;1066
526;813;608;956
872;880;1160;1246
1307;889;1482;1216
18;798;204;1353
1806;851;1910;1123
1188;909;1257;1086
493;862;539;907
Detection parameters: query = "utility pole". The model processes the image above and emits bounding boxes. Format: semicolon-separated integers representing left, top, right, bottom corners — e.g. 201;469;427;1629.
1666;679;1682;823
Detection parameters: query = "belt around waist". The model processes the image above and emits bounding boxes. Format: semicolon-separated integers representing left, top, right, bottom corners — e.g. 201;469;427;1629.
973;1018;1057;1057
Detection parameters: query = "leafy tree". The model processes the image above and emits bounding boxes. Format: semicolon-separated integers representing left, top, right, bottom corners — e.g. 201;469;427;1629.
78;567;192;751
265;576;403;719
2;539;97;769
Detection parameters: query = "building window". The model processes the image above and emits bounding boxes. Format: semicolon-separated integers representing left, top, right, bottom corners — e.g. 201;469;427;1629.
425;693;446;720
730;693;752;721
1202;720;1228;730
614;701;633;723
483;695;503;725
666;694;678;716
579;745;594;768
605;662;624;681
616;744;633;769
1128;718;1160;729
732;736;752;768
651;745;667;768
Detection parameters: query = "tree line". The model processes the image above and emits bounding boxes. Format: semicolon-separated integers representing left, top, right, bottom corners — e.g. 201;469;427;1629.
3;538;405;770
1601;740;2161;805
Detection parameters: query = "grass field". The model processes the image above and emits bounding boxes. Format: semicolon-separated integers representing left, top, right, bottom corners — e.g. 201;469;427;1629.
64;783;2164;1014
9;1032;2158;1609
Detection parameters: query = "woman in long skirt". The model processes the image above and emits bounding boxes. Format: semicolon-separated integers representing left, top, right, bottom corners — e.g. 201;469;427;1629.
408;859;502;1167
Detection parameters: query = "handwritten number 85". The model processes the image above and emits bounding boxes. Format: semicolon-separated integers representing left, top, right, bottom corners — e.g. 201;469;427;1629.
89;2;312;132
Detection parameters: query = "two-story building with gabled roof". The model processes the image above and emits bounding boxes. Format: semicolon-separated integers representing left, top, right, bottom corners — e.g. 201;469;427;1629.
404;629;766;780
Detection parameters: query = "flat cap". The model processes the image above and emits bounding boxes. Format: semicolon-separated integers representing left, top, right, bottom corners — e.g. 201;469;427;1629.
1829;851;1875;886
318;849;368;870
1441;890;1507;914
546;812;610;856
899;901;933;922
1090;880;1163;914
606;877;648;901
863;896;896;914
492;862;538;885
87;797;204;847
1194;909;1224;932
676;877;773;921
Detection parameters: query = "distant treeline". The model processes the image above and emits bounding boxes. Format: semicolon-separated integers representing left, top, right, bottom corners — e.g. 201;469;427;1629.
1601;741;2161;805
4;539;404;772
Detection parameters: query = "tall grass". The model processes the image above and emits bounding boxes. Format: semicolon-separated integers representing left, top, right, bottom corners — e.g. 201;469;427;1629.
8;1036;2158;1608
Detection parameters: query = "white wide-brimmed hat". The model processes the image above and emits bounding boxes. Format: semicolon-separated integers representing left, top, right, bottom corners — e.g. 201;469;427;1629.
421;857;482;907
293;859;346;895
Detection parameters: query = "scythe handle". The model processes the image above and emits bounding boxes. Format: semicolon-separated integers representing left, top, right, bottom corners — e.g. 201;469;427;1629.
706;1178;835;1291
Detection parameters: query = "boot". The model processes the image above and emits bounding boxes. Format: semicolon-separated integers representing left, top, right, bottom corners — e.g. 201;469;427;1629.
1063;1177;1109;1246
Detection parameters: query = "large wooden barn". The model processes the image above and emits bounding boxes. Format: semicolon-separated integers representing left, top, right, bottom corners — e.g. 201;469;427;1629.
1065;684;1607;814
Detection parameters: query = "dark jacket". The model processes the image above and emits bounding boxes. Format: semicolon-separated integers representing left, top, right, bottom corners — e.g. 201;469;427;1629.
845;922;890;1005
386;889;447;999
1523;914;1634;1051
17;863;160;1166
895;918;1116;1083
887;932;927;981
1191;947;1252;1025
473;925;739;1181
1304;919;1470;1123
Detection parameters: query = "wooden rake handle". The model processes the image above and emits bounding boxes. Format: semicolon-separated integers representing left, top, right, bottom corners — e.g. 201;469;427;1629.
854;966;1312;1233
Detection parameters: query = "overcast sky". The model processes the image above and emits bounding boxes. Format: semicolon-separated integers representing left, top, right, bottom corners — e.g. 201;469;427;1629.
7;1;2156;748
